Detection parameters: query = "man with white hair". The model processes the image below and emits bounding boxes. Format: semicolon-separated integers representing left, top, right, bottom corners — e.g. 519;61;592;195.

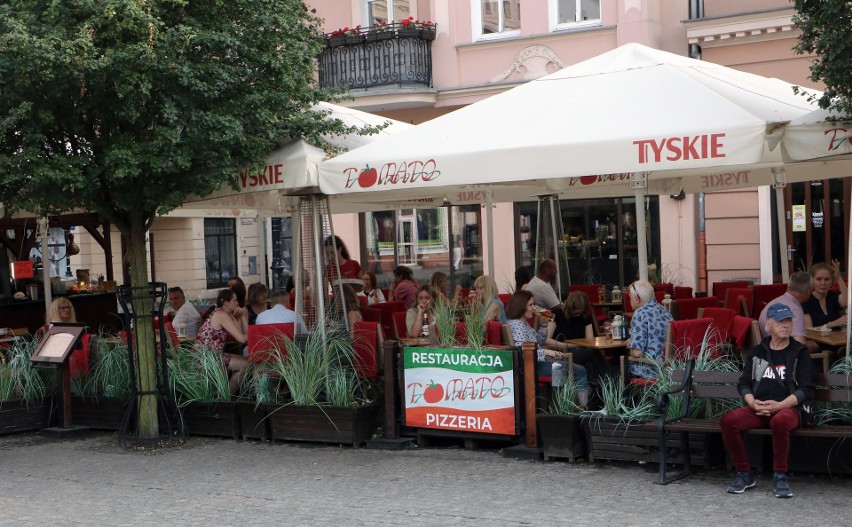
627;279;673;379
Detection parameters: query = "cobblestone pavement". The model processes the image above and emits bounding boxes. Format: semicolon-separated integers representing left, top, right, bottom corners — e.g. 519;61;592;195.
0;432;849;526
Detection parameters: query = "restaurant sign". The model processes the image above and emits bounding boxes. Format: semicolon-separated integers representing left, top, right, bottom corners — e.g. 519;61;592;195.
403;347;515;435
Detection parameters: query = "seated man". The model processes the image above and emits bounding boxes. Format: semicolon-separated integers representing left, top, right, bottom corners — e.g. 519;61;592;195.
167;287;201;338
526;259;561;310
757;271;814;352
721;303;814;498
627;280;673;379
256;289;308;333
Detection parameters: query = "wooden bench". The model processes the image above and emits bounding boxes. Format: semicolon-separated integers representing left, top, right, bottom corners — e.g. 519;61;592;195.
654;360;852;484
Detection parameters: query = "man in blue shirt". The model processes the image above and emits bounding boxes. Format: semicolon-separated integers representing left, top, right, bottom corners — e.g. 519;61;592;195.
627;280;673;378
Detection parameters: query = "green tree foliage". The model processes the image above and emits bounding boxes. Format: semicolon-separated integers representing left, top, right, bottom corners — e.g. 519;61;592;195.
793;0;852;116
0;0;350;438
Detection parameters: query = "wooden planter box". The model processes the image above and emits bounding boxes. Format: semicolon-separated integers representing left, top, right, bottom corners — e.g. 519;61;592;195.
179;401;240;440
583;416;720;466
537;414;586;462
0;399;54;434
235;400;270;441
70;396;129;431
265;403;378;446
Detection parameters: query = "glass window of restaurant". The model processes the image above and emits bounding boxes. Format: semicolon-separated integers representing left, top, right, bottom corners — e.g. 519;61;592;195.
515;197;661;291
360;205;483;295
785;178;850;274
204;218;238;289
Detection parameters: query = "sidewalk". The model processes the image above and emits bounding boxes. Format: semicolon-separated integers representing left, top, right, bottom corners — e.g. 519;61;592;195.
0;432;849;526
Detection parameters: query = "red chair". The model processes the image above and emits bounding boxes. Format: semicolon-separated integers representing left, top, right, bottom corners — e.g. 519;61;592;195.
724;287;754;317
247;323;294;364
373;301;406;341
358;295;368;312
654;291;666;303
570;284;609;325
69;333;92;378
497;293;512;307
673;286;693;300
696;307;737;342
362;307;381;324
751;284;787;318
653;283;674;296
353;321;382;380
730;315;760;352
664;318;723;362
671;296;720;320
164;321;181;349
485;321;503;346
711;281;751;305
454;322;468;347
392;311;409;340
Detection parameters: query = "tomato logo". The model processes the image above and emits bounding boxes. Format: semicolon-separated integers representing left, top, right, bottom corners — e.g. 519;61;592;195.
357;165;378;188
579;175;598;185
422;380;444;404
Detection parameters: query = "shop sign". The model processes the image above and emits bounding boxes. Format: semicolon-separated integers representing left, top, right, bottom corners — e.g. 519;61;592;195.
403;347;515;435
13;260;33;279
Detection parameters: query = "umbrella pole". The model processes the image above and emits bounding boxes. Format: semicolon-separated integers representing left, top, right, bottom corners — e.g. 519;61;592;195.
39;217;52;307
486;191;495;277
848;181;851;357
772;169;790;283
633;175;649;282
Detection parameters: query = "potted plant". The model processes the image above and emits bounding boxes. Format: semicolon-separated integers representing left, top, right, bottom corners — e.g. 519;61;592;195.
168;346;239;439
397;16;420;38
0;337;53;434
537;378;587;462
326;28;346;47
344;25;364;44
70;334;132;430
264;325;378;446
234;361;276;441
365;21;393;42
417;19;437;40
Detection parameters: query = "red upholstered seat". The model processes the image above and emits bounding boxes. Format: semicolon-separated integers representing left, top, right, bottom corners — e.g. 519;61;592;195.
497;294;512;307
751;284;787;318
392;310;408;340
730;315;757;350
697;307;737;342
362;307;381;324
673;286;693;300
358;295;368;312
353;321;382;380
454;322;468;346
485;320;503;346
247;323;294;364
373;301;406;341
164;321;181;349
711;281;751;305
672;296;720;320
665;318;723;362
653;283;674;295
69;333;92;378
653;290;666;303
724;287;754;317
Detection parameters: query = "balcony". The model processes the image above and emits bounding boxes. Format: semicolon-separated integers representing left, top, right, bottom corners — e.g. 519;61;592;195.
318;23;435;91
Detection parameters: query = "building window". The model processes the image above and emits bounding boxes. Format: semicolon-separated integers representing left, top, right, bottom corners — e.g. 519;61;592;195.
552;0;601;30
270;217;293;291
204;218;237;289
473;0;521;39
367;0;411;25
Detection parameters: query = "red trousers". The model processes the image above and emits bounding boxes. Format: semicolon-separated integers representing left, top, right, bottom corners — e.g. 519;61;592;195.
720;405;800;473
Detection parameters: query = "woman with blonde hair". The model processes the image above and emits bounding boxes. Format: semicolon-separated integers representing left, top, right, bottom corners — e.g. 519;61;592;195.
46;297;77;323
803;259;847;330
473;275;506;323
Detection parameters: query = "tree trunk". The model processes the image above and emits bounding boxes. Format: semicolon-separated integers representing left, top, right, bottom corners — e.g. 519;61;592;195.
127;208;159;439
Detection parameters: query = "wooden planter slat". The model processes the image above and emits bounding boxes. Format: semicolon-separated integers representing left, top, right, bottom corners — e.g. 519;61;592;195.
0;399;54;434
70;396;128;430
180;401;240;439
265;404;378;446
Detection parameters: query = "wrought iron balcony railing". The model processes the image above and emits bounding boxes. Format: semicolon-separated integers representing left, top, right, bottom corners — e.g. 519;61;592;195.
318;23;435;90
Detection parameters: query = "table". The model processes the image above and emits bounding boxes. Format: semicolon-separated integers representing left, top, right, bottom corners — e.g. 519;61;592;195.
805;328;847;348
566;336;629;363
398;337;431;347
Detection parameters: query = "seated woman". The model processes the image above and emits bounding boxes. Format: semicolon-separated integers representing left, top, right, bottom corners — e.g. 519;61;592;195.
245;282;269;325
803;260;847;330
196;289;249;394
429;271;462;303
324;235;362;294
546;291;611;383
36;297;80;340
342;284;362;332
406;285;436;339
359;270;386;306
505;291;589;404
228;277;247;308
389;265;418;310
473;275;507;323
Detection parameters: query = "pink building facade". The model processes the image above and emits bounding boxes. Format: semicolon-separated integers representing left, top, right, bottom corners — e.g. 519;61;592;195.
308;0;850;295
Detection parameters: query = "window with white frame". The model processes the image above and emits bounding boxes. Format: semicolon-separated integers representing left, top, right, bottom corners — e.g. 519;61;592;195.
367;0;411;26
204;218;238;289
552;0;600;29
473;0;521;39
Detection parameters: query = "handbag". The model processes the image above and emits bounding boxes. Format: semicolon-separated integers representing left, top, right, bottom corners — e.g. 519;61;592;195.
798;399;817;428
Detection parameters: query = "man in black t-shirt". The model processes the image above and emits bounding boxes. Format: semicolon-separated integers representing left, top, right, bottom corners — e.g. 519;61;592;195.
720;303;815;498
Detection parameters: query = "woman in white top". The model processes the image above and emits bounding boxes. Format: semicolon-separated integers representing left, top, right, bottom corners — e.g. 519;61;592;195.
358;270;386;306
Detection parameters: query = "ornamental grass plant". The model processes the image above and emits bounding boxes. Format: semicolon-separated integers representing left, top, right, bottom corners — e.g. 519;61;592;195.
431;296;457;348
91;335;132;399
547;376;583;415
168;346;231;406
0;337;47;406
464;300;487;350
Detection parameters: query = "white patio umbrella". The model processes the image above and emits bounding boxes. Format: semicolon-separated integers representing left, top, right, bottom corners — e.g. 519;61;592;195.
319;43;827;280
